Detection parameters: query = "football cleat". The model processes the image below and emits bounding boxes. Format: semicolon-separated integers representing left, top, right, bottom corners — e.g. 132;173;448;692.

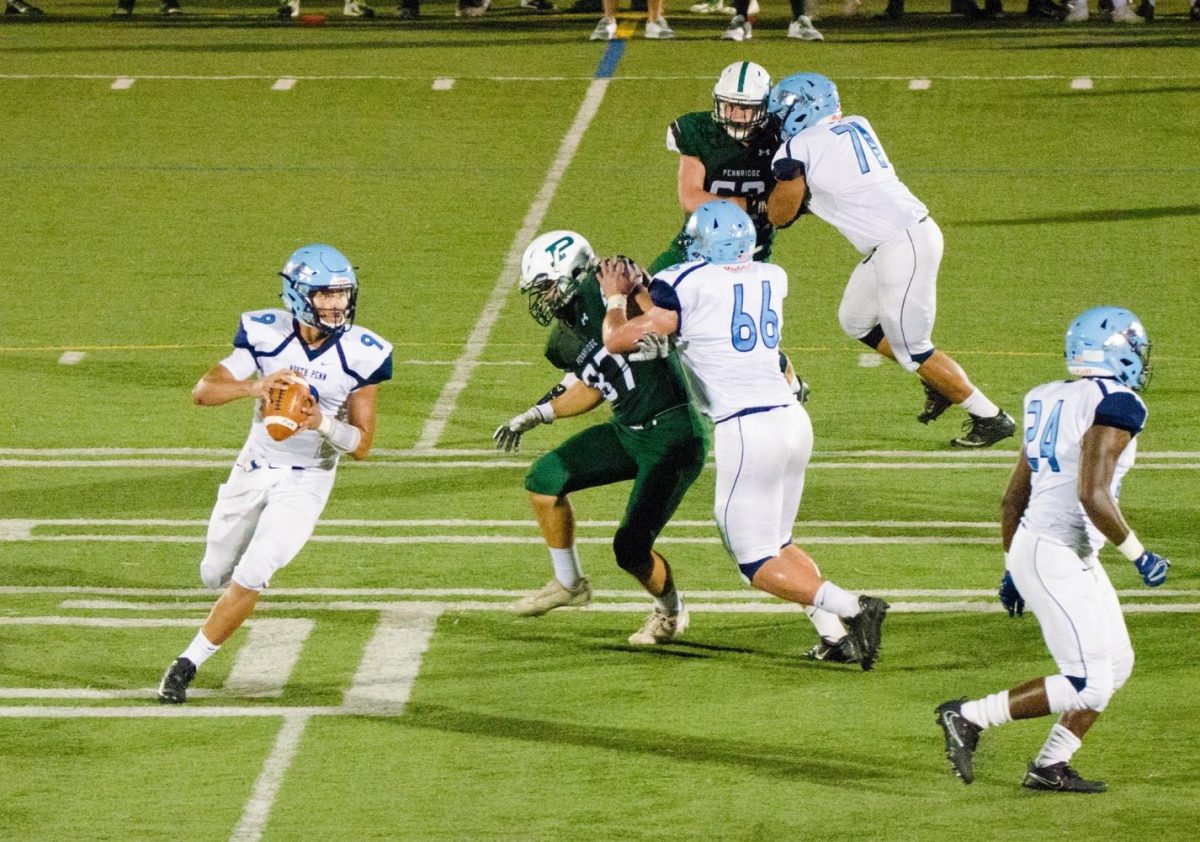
1135;0;1152;19
1061;0;1087;20
343;0;375;15
278;0;299;17
917;381;953;424
520;0;555;8
160;0;181;12
935;699;982;784
805;635;861;664
628;606;689;645
6;1;45;14
644;16;675;38
397;3;418;17
689;0;730;11
786;15;823;39
845;595;888;671
1023;761;1108;793
157;657;197;704
1026;0;1061;16
589;15;616;39
1111;3;1141;20
951;410;1016;448
721;15;751;40
512;577;591;616
456;0;489;16
1191;0;1199;21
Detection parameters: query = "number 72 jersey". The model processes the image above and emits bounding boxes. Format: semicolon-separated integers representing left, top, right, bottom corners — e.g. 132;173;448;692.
1020;377;1147;558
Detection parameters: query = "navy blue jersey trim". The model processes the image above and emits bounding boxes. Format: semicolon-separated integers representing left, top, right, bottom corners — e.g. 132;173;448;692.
670;262;707;290
1094;391;1146;436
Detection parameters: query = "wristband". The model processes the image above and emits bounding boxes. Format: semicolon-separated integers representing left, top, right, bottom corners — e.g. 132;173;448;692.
533;403;556;424
606;294;627;312
1116;531;1145;561
317;413;363;454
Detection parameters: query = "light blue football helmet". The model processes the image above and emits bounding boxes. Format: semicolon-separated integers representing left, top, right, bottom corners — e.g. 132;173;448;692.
1065;306;1151;392
768;72;841;141
685;200;756;265
280;244;358;336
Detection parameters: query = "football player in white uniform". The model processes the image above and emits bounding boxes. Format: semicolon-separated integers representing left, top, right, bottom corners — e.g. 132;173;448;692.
936;307;1169;791
766;72;1015;449
600;200;890;670
157;244;393;703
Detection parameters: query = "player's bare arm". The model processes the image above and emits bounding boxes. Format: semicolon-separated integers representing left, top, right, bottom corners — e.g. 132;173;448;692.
767;172;809;228
545;380;605;419
678;155;752;215
597;259;679;354
192;364;299;407
1077;424;1136;545
1000;453;1033;552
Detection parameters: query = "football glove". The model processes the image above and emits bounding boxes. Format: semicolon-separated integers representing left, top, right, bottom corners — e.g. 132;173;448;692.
1133;550;1170;588
998;571;1024;618
492;404;554;453
627;332;671;362
791;376;811;406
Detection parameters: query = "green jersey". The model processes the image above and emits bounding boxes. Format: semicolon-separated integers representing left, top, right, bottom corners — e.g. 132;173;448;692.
651;110;780;273
544;271;691;428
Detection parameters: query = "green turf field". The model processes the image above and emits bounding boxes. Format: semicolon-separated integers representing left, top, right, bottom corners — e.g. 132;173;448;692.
1;9;1198;841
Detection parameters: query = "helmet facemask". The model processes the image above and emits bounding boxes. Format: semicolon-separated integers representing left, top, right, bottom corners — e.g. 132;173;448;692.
280;244;358;338
521;271;584;327
712;61;772;142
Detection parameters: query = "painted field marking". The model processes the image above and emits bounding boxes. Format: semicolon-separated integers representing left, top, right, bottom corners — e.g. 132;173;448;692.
1071;77;1094;90
57;351;85;365
10;534;1000;547
414;74;614;451
111;77;135;90
909;79;932;90
229;713;310;842
431;78;454;90
271;78;296;91
858;352;884;367
1;73;1193;83
0;517;1003;529
344;607;442;715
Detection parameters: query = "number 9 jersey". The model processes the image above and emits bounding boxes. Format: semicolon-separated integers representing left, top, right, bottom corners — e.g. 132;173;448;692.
1020;377;1147;559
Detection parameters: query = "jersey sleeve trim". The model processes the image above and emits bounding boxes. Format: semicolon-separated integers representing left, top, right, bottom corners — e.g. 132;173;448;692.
1094;390;1147;436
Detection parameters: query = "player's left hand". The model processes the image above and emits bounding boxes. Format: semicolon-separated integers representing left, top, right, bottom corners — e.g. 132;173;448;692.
492;405;554;452
627;332;671;362
1133;550;1170;588
998;571;1024;618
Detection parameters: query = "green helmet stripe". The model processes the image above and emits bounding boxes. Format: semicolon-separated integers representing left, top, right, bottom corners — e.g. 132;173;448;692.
737;61;749;92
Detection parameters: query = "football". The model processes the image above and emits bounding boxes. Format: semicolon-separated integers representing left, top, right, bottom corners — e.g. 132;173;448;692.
263;378;311;441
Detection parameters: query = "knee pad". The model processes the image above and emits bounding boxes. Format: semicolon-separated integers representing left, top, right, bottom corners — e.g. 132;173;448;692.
612;525;653;579
524;453;570;497
199;557;234;590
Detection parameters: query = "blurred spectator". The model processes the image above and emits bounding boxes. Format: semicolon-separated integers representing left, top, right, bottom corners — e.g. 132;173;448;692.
591;0;674;38
1062;0;1143;19
113;0;181;14
276;0;378;16
723;0;820;39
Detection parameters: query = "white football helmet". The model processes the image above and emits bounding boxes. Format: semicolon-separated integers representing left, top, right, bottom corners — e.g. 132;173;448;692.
713;61;772;142
519;230;596;326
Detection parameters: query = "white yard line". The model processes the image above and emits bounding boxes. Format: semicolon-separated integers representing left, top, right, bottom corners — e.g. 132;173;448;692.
343;607;442;715
224;619;314;699
229;713;311;842
0;706;340;718
1;448;1195;459
413;77;611;452
0;517;1001;529
0;73;1195;83
9;534;999;546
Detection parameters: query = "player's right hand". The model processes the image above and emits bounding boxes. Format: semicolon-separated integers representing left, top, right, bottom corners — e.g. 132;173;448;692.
1133;551;1170;587
627;332;671;362
492;405;553;452
998;571;1024;618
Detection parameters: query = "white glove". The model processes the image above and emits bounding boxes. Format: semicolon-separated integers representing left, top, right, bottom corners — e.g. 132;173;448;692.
492;404;555;452
627;332;672;362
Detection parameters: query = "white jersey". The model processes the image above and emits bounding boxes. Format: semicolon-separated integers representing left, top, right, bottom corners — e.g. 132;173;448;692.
772;115;928;254
1019;377;1147;559
218;308;393;470
650;260;795;422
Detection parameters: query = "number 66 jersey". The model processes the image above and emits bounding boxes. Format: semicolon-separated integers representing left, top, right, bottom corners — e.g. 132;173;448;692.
219;308;393;470
1019;377;1147;560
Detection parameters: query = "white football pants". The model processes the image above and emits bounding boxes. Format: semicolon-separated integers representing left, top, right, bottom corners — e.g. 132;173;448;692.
838;216;944;371
1007;526;1134;711
199;462;337;592
713;402;812;567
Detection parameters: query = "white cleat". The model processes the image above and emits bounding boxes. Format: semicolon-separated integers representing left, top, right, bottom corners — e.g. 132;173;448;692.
645;16;675;37
343;0;375;15
590;14;617;39
628;606;689;645
1062;0;1088;20
721;13;751;39
278;0;300;18
787;14;823;38
512;577;592;617
1111;4;1142;20
689;0;730;11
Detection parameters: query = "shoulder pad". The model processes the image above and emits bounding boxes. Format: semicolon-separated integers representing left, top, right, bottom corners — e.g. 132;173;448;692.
340;324;394;387
234;308;294;354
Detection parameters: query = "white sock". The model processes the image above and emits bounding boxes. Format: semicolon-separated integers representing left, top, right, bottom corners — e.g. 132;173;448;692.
960;388;1000;418
1035;723;1082;768
654;580;683;614
549;546;583;588
804;605;848;641
180;630;220;669
961;690;1011;730
812;581;861;619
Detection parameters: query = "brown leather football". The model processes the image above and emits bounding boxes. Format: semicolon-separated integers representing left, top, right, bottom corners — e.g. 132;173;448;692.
263;379;310;442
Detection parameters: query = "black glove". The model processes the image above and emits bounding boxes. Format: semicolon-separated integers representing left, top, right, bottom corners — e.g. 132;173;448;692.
998;571;1024;618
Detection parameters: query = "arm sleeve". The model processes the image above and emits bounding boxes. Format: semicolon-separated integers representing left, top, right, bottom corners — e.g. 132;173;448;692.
1094;392;1147;436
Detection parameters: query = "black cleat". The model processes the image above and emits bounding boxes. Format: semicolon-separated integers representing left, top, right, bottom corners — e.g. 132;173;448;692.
951;410;1015;448
157;657;197;704
1023;761;1107;793
6;1;45;14
805;635;862;664
917;381;953;424
1191;0;1199;21
160;0;181;12
112;0;134;15
1135;0;1152;19
846;595;888;671
1026;0;1061;16
935;699;982;784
